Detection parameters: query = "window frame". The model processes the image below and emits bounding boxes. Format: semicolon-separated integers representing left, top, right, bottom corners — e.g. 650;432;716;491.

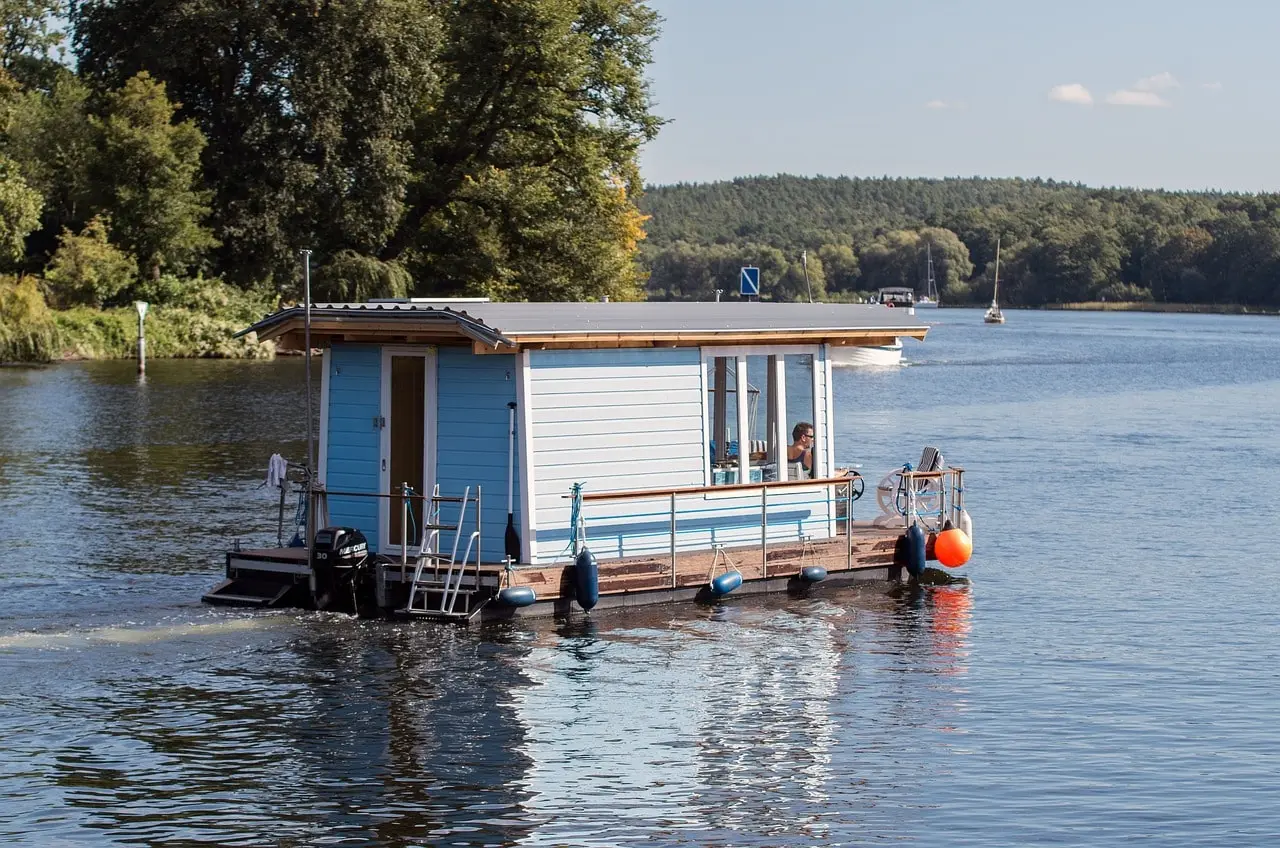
700;344;823;492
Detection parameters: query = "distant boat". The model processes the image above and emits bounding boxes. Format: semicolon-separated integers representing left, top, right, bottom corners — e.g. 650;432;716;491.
916;244;939;308
831;338;904;367
832;287;913;366
984;238;1006;324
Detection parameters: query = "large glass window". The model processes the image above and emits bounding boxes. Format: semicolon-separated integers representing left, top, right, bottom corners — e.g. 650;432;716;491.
706;351;818;486
785;354;816;481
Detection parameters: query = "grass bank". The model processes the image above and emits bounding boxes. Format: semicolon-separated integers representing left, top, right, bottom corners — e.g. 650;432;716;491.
1045;302;1276;315
1;276;276;364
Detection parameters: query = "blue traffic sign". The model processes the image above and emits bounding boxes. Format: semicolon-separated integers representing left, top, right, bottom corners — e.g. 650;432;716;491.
740;266;760;296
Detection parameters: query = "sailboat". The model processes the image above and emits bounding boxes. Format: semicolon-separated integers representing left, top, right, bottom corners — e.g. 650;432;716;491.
916;244;939;308
984;237;1006;324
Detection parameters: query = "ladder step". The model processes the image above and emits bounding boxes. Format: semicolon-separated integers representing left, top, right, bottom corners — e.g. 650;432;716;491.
422;523;458;531
431;496;466;504
415;552;455;561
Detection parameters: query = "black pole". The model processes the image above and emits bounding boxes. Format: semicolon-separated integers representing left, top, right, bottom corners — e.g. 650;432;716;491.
301;249;313;475
505;401;521;561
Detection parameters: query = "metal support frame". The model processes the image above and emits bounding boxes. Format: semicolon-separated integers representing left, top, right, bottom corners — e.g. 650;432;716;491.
669;492;677;588
761;487;768;579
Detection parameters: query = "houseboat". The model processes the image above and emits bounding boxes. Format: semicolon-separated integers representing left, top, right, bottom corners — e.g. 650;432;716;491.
202;300;972;621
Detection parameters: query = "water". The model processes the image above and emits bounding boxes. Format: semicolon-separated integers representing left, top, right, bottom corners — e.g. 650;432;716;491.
2;310;1279;846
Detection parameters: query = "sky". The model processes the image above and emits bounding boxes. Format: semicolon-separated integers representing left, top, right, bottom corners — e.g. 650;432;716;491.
639;0;1280;192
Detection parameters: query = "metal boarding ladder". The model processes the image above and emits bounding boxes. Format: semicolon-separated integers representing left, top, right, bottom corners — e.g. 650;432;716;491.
404;485;486;621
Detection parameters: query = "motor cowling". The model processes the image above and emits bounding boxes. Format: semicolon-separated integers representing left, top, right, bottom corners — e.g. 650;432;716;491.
310;527;369;612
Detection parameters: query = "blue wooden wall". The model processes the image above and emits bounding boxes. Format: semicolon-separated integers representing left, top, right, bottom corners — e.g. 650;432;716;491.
324;345;382;549
435;348;520;563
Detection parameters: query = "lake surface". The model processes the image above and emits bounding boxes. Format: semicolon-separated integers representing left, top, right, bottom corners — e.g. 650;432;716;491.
2;309;1279;846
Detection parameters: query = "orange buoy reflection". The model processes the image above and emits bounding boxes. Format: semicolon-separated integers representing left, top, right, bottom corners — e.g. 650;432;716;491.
930;586;972;637
929;585;972;676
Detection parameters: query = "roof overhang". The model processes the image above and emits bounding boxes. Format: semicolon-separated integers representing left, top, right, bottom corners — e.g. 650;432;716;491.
240;302;929;354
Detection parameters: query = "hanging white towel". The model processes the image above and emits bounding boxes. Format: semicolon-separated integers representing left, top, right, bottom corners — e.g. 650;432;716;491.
266;453;288;489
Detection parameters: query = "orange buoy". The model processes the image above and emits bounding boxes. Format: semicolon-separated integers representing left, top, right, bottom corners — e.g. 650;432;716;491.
934;527;972;568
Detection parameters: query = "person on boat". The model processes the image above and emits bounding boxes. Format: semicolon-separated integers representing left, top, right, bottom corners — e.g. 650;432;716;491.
787;422;814;478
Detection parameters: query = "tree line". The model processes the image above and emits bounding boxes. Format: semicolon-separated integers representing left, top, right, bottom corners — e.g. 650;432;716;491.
637;175;1280;307
5;1;1278;315
0;0;662;312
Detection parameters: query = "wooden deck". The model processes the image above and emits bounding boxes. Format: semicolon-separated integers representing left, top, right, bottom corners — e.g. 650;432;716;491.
215;521;911;615
505;522;902;602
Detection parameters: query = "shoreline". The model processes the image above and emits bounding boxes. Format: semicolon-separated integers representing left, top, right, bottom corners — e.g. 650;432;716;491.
942;302;1277;316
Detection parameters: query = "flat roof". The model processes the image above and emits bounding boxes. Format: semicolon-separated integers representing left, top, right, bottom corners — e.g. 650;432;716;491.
243;300;929;353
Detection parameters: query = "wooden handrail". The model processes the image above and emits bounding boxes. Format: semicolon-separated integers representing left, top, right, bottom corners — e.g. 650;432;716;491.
313;488;433;502
899;467;965;480
574;474;855;503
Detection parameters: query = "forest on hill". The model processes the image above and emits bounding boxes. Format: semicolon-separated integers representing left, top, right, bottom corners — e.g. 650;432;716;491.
636;175;1280;308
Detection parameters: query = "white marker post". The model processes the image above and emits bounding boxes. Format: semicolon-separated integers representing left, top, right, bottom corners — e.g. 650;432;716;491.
134;300;149;375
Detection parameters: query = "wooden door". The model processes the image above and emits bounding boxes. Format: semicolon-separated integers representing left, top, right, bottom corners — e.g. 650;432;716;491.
380;349;435;553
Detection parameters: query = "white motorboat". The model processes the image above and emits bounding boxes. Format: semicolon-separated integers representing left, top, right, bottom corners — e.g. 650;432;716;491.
833;286;913;366
830;339;904;367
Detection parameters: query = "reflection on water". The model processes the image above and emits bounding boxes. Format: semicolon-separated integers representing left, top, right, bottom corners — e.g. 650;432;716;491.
4;312;1280;845
0;587;973;846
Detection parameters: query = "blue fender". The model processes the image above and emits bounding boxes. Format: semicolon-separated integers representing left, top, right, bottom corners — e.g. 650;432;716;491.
497;586;537;607
709;569;743;596
800;565;828;583
574;549;599;611
905;523;927;579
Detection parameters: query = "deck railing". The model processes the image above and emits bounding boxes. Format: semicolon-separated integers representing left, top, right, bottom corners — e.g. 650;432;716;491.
565;475;861;581
563;466;966;578
305;484;483;590
888;466;967;533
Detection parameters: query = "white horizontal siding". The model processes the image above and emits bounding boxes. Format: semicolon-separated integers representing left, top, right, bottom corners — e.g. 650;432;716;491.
531;374;702;396
526;346;838;565
529;348;706;563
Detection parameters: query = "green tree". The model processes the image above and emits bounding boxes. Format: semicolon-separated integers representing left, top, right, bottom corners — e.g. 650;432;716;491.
43;215;136;306
5;70;98;259
1;0;65;83
858;229;971;296
74;0;663;300
317;251;411;304
396;0;664;300
93;72;215;279
816;244;859;293
0;152;41;266
918;227;974;295
74;0;442;286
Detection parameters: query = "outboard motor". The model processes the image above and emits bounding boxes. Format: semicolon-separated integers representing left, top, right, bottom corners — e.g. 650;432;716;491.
310;527;369;613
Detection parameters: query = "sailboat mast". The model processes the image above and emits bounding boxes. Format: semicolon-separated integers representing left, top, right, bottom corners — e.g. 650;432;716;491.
926;243;935;299
992;237;1001;305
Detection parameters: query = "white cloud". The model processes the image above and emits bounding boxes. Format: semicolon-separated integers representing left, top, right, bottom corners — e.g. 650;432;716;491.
1048;83;1093;105
924;99;965;110
1134;72;1179;92
1105;89;1169;107
1200;81;1223;91
1106;72;1178;107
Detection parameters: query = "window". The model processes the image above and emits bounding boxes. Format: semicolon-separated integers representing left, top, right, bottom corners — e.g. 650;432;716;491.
705;350;819;486
783;354;815;481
